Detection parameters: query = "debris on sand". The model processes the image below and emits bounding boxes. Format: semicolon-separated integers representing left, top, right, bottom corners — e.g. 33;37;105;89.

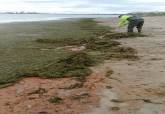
49;97;63;104
104;32;147;39
28;87;47;95
110;106;120;111
38;112;48;114
105;70;114;78
111;99;124;103
71;93;90;100
59;82;84;89
18;52;95;80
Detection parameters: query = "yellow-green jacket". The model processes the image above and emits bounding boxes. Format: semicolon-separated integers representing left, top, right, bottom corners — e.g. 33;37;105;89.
118;15;131;27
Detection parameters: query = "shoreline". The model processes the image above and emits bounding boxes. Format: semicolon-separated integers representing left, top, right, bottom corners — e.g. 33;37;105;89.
0;18;71;24
0;14;118;24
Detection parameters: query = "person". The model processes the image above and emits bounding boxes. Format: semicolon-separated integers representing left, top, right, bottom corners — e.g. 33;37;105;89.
118;15;144;33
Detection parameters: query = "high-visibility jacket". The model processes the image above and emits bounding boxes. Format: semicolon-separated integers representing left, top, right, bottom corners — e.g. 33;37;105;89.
118;15;131;27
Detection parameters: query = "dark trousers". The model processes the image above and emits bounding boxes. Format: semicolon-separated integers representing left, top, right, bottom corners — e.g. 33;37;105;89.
128;19;144;33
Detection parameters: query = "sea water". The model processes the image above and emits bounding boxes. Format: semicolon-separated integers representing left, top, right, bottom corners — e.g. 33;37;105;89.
0;14;117;23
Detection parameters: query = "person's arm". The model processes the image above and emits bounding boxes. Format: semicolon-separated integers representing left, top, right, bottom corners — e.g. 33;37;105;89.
118;17;128;27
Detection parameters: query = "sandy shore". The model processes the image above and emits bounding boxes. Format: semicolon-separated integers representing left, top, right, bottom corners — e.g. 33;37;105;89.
83;16;165;114
1;16;165;114
0;19;105;114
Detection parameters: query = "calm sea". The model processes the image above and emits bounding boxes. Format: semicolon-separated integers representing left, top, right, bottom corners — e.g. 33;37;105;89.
0;14;117;23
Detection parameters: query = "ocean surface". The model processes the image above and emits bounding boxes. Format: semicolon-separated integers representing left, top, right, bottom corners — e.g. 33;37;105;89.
0;14;117;23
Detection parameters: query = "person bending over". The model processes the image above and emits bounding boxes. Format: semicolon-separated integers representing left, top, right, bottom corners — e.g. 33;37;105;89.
118;15;144;33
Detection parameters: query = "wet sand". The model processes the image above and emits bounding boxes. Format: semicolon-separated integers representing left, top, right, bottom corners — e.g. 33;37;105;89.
83;16;165;114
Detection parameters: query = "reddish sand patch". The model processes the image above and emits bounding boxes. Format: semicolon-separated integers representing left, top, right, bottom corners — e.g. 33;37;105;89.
0;73;105;114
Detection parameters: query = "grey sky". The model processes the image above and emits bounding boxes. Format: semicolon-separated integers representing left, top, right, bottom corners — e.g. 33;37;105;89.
0;0;164;13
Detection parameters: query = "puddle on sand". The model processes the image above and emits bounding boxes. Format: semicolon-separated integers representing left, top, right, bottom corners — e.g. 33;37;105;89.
82;89;118;114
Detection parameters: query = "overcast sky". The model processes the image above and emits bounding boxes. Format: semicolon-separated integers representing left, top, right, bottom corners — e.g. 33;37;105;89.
0;0;165;14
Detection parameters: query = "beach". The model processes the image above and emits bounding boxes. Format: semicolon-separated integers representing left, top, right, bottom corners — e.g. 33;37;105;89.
0;18;115;114
86;16;165;114
0;16;165;114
